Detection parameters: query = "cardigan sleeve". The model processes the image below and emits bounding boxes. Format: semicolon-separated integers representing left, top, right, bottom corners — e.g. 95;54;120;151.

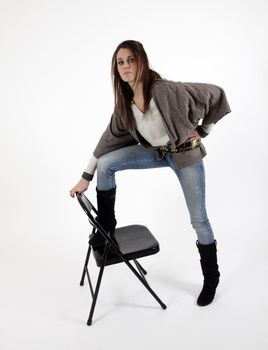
197;123;214;138
203;84;231;125
82;154;98;180
93;113;138;159
183;82;231;125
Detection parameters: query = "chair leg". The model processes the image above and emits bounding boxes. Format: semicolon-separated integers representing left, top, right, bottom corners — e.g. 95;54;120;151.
80;245;91;286
82;244;166;326
134;260;147;275
125;259;167;310
87;244;109;326
86;268;94;298
95;243;167;311
134;260;148;284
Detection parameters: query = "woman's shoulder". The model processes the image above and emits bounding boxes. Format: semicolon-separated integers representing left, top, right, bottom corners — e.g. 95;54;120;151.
152;79;184;96
153;79;221;88
153;79;180;87
153;79;226;97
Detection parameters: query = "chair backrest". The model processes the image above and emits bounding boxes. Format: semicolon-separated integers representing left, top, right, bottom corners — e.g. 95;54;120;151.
76;192;97;214
76;192;98;225
76;192;112;243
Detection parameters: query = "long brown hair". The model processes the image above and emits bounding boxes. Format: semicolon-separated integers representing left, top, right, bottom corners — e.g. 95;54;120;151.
111;40;162;129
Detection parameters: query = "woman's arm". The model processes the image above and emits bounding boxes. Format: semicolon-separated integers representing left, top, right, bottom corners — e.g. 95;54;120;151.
82;155;98;181
69;113;138;197
93;113;138;159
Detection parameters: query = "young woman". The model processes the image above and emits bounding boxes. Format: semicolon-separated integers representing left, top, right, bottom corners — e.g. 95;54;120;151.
70;40;231;306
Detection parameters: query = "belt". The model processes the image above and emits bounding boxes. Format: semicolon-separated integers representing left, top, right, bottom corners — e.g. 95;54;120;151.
158;139;201;153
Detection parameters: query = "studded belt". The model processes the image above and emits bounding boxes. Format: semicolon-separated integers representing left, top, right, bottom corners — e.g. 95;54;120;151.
158;139;201;153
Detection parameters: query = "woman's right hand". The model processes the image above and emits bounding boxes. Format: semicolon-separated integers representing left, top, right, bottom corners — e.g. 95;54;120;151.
69;178;90;198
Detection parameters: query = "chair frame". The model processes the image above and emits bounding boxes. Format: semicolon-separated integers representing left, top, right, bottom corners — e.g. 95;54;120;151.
76;193;167;326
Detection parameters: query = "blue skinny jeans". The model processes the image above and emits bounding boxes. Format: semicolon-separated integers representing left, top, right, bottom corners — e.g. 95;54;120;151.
96;144;215;245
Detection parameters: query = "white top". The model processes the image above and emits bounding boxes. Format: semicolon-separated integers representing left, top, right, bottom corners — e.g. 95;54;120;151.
131;98;170;147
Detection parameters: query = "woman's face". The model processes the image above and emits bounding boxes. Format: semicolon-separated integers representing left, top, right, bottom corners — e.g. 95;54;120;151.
116;48;138;86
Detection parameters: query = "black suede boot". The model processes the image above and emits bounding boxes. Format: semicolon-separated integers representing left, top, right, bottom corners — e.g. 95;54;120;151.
89;187;117;247
196;240;220;306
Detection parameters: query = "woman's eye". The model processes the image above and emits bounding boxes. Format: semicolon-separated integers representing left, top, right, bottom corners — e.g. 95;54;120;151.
117;60;124;65
128;57;135;64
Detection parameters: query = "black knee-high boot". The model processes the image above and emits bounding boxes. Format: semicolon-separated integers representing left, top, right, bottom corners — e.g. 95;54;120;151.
196;240;220;306
89;187;117;247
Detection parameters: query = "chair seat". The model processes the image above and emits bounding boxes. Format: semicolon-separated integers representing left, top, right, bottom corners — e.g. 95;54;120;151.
92;225;160;267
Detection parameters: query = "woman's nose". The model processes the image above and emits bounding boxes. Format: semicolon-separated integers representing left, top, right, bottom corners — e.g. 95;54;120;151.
123;61;130;68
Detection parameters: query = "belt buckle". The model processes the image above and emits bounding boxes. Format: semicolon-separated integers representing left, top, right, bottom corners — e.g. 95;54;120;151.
191;139;200;149
191;139;197;148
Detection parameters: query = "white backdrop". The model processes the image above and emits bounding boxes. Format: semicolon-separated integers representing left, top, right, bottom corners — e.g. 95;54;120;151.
1;0;268;349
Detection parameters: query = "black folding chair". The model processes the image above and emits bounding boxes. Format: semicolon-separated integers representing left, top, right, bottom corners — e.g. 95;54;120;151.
76;193;167;326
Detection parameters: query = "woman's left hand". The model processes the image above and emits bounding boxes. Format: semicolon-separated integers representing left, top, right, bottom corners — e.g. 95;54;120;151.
188;129;200;141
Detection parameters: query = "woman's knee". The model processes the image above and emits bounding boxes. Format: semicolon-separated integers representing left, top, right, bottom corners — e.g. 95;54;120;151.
191;217;210;230
97;154;114;175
